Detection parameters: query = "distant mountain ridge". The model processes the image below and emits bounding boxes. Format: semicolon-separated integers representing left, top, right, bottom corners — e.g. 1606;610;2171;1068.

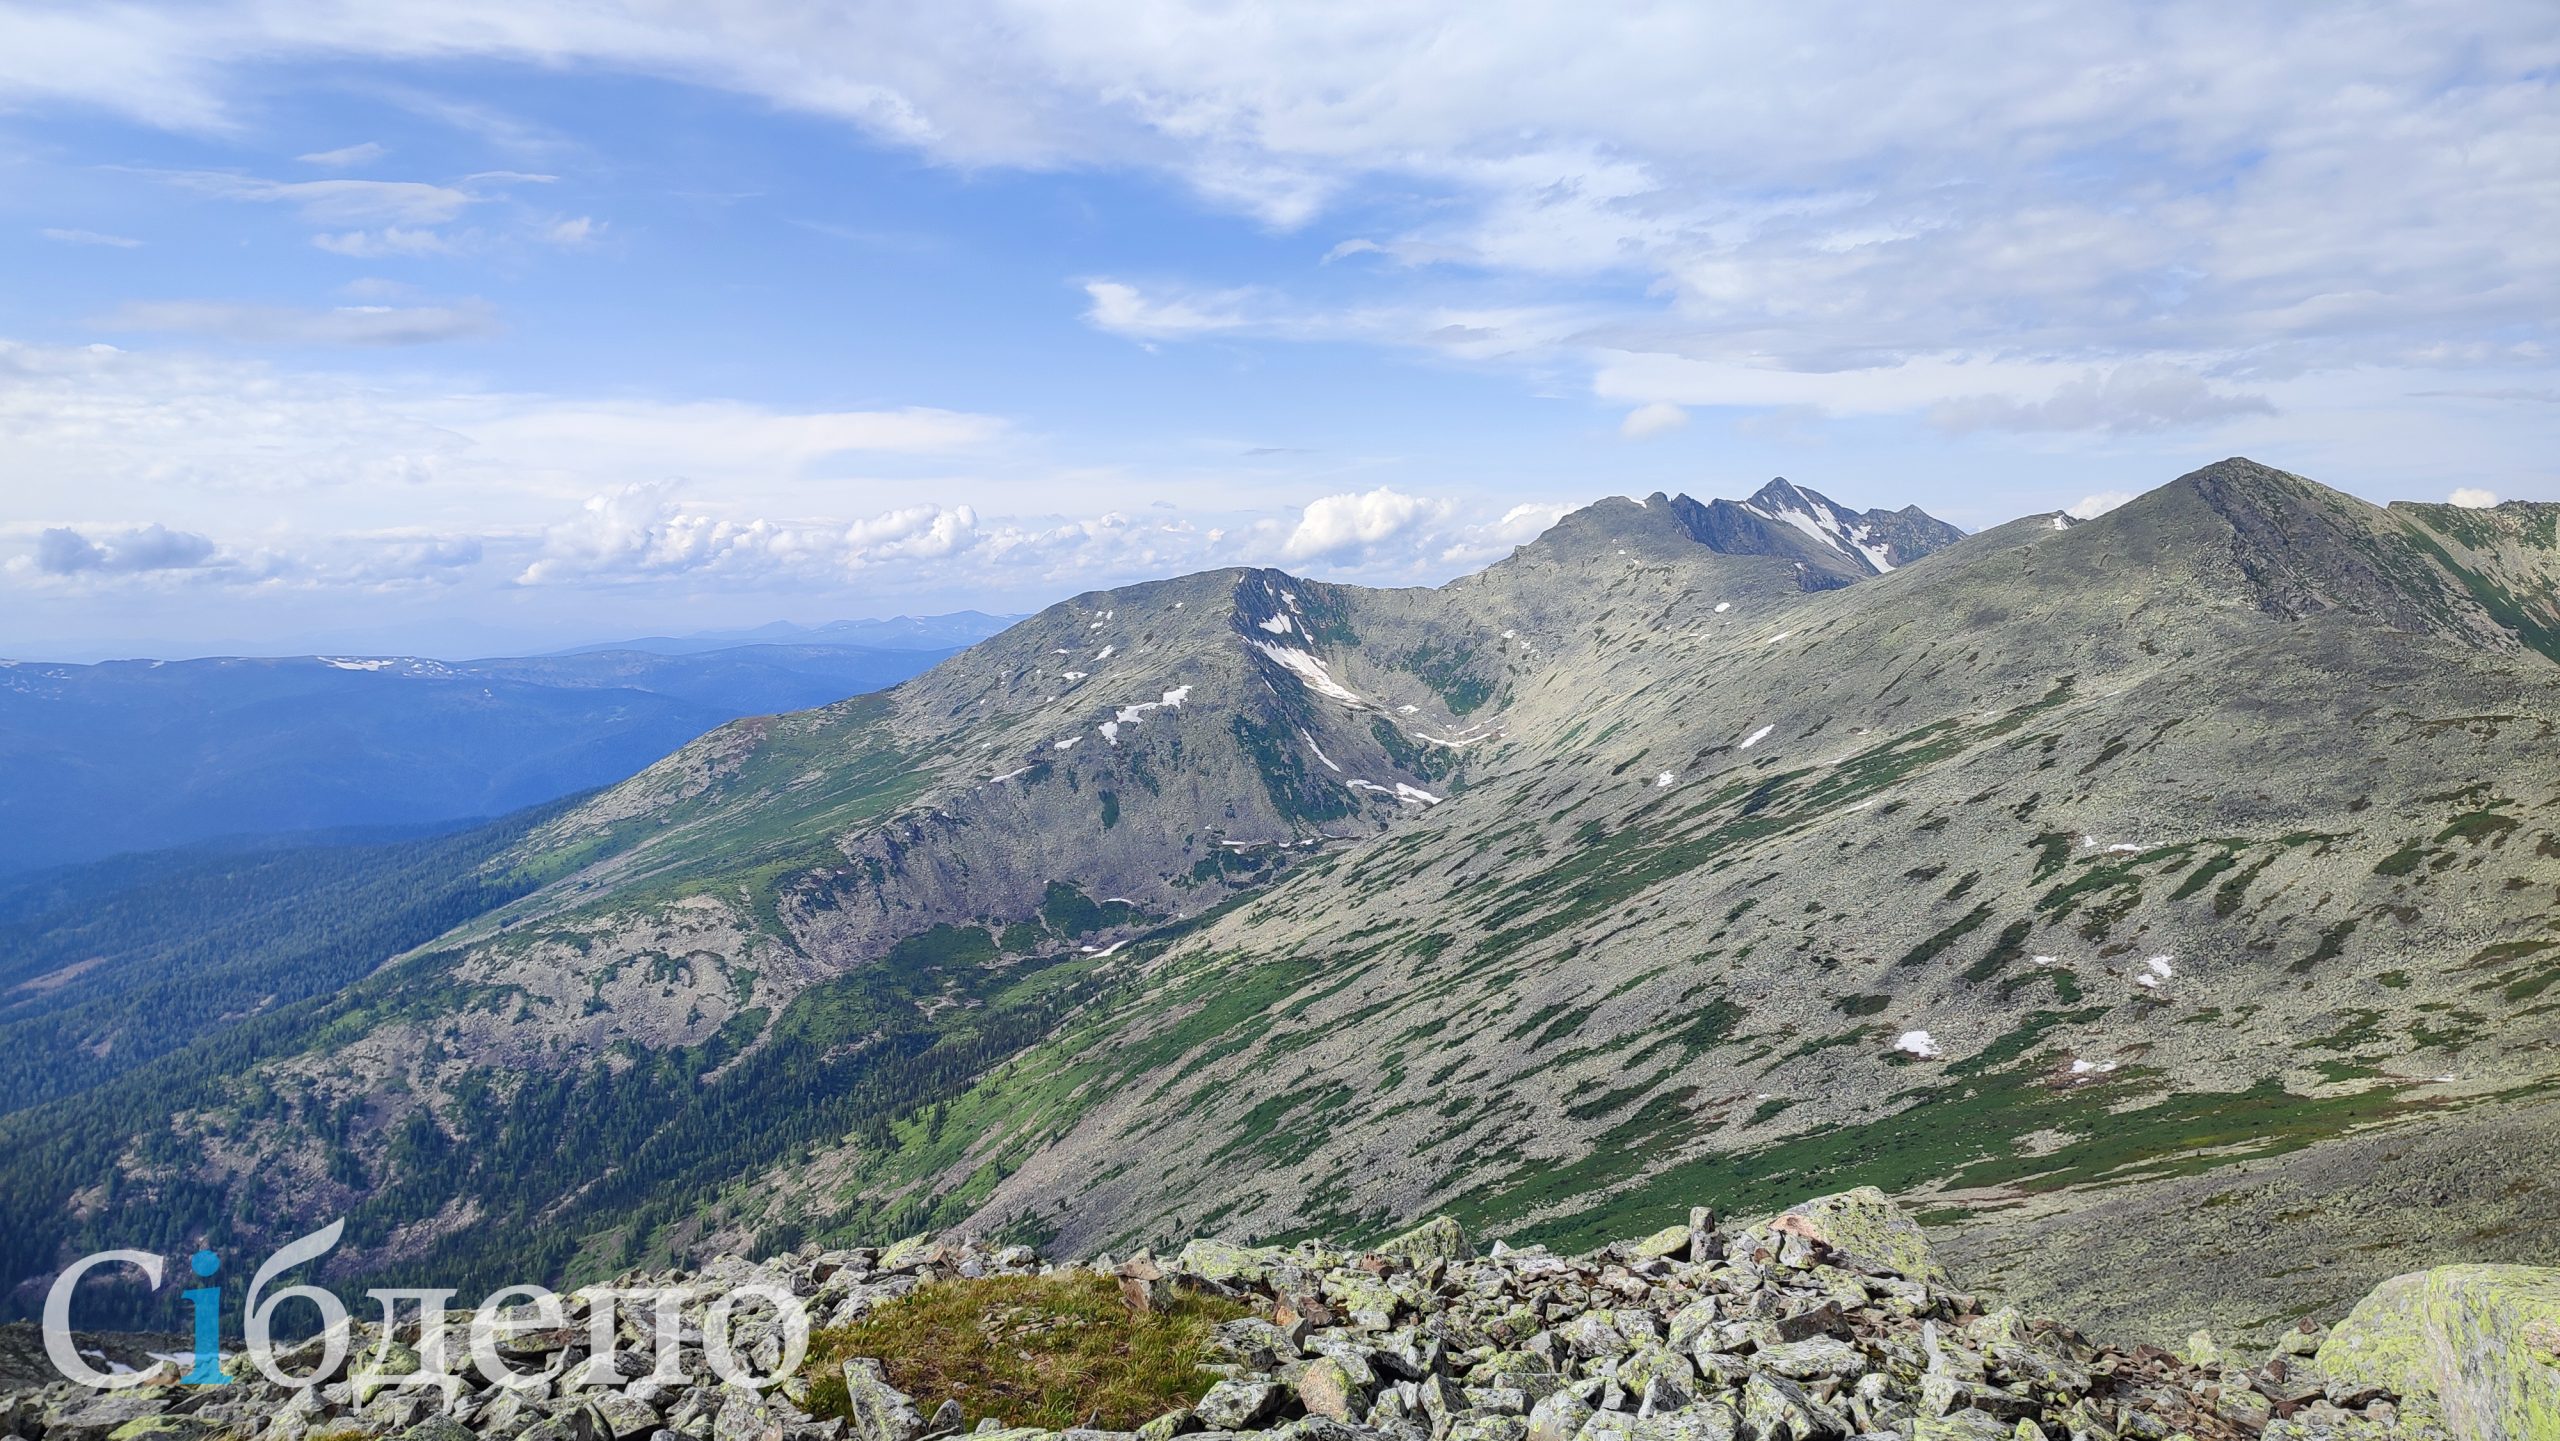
0;640;957;875
2;463;2553;1357
1663;477;1968;588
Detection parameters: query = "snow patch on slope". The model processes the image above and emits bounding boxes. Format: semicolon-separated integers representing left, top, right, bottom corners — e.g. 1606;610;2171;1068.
1250;641;1366;706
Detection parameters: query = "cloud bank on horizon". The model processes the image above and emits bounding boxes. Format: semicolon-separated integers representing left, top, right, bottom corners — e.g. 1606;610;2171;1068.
0;0;2552;655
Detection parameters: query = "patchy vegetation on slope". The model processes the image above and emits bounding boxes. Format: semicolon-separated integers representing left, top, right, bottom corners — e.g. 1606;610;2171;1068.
803;1271;1253;1429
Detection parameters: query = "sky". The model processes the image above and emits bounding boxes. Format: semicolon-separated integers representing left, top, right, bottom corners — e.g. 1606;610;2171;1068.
2;2;2554;660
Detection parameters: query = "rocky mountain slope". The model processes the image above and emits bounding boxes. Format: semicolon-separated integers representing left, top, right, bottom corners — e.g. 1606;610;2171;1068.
728;462;2560;1347
3;461;2551;1359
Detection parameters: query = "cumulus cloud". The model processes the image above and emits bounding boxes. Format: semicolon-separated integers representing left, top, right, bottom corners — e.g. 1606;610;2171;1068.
844;503;978;563
2066;491;2137;520
29;523;216;574
517;486;986;584
101;300;501;346
1928;365;2277;435
2447;487;2499;508
518;483;772;583
1282;488;1448;561
1433;501;1572;567
1620;401;1687;439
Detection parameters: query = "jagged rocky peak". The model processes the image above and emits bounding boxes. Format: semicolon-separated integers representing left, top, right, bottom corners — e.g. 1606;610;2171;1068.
1506;481;1962;593
1625;478;1967;589
1728;476;1967;574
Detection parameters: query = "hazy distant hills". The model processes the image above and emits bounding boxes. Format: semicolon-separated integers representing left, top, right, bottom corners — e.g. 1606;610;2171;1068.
3;469;2553;1353
0;624;1001;875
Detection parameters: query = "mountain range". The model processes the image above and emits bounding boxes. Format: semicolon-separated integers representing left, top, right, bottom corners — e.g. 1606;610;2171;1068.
3;465;2552;1356
0;614;1017;876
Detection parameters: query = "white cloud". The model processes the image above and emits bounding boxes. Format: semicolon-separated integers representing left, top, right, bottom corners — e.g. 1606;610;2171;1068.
1619;401;1687;439
28;523;216;575
8;3;2531;452
2447;487;2499;508
844;503;979;563
1080;281;1252;339
297;141;386;168
41;228;142;248
518;482;778;583
1928;365;2277;435
155;172;477;225
0;338;1010;538
1434;501;1571;567
1282;487;1447;561
312;227;456;257
2066;491;2136;520
101;300;501;346
543;216;603;248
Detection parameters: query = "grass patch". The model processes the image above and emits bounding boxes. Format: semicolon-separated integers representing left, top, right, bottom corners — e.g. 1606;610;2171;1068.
802;1272;1253;1430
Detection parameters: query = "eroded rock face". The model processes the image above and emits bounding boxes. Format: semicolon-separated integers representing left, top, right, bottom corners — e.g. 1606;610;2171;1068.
2316;1264;2560;1440
11;1187;2494;1441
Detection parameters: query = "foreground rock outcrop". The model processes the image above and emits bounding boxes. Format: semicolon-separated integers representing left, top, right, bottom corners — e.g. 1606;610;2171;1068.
2312;1266;2560;1439
4;1189;2545;1441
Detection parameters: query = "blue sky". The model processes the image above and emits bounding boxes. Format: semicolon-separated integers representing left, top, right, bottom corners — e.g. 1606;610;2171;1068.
2;2;2554;659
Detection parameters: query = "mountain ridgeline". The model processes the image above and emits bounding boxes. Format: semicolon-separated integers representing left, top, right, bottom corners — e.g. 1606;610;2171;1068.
0;627;1007;876
4;462;2554;1355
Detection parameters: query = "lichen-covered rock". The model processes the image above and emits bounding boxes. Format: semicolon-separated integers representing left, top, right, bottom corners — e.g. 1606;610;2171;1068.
874;1235;939;1275
1177;1240;1285;1287
1194;1379;1286;1430
840;1358;926;1441
1908;1412;2013;1441
1767;1186;1948;1286
1629;1227;1690;1262
1295;1356;1374;1422
1376;1216;1471;1266
1525;1387;1593;1441
0;1195;2443;1441
2315;1263;2560;1440
104;1417;223;1441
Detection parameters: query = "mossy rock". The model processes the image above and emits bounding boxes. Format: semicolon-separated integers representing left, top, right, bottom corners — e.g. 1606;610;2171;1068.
2316;1264;2560;1440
